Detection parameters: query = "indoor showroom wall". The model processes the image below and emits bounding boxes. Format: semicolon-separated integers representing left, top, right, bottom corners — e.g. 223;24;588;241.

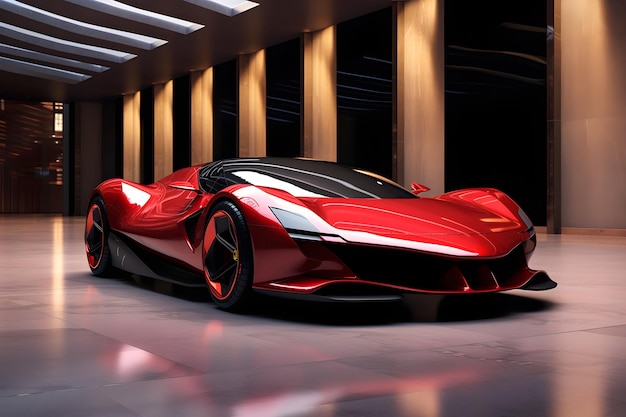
561;0;626;230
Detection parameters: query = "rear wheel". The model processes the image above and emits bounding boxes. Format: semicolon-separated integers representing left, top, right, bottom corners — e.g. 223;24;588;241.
202;201;254;311
85;196;112;276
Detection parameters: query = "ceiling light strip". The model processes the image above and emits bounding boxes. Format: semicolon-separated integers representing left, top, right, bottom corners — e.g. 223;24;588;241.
66;0;204;35
0;55;91;84
184;0;259;17
0;22;136;63
0;43;109;73
0;0;166;50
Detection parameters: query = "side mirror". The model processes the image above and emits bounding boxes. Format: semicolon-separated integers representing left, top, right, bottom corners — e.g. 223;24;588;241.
169;181;201;193
410;182;430;195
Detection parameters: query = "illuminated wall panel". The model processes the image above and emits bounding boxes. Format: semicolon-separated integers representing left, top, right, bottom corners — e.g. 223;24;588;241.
398;0;444;195
153;80;173;180
303;26;337;162
123;91;141;182
238;50;266;157
561;0;626;230
191;68;214;165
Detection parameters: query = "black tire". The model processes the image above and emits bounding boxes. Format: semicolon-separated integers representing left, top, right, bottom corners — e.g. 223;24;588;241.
85;196;112;276
202;200;254;311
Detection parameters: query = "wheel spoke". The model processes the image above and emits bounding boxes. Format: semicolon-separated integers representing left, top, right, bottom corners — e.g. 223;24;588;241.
92;220;103;233
88;240;102;255
214;215;236;253
211;260;237;282
85;202;109;273
215;232;236;254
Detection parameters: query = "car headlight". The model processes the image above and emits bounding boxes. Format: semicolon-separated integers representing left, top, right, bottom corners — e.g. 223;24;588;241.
270;207;319;234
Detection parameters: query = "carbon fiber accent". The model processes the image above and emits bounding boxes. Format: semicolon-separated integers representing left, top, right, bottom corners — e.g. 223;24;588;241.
184;210;203;244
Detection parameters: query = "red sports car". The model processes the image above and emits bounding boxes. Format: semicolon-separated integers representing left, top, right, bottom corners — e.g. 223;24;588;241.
85;157;556;311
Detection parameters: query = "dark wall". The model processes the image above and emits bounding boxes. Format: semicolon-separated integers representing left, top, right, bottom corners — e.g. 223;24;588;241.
444;0;547;225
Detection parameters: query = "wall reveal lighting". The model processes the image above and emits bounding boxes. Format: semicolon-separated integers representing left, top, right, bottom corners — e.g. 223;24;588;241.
66;0;204;34
0;22;136;63
0;43;109;73
0;0;166;50
184;0;259;17
0;55;91;84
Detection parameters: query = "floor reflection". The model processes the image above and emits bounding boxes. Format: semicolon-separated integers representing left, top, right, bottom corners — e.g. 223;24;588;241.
1;216;624;417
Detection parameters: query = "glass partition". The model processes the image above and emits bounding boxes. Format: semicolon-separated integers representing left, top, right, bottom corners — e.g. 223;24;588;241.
337;7;392;178
213;59;238;160
444;0;547;225
266;38;301;157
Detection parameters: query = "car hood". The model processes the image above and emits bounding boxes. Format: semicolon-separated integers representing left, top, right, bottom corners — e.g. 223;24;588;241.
300;197;529;257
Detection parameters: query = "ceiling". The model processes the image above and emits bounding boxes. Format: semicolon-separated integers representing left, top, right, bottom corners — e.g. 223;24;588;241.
0;0;391;102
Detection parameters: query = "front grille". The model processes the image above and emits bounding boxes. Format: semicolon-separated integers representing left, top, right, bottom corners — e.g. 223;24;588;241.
323;242;529;292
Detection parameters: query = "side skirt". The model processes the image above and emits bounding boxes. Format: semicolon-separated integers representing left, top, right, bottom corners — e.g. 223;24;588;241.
108;231;206;287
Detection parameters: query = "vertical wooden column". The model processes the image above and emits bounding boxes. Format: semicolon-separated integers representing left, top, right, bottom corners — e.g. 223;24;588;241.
302;26;337;162
546;0;561;233
122;91;141;182
395;0;444;194
238;50;266;157
153;80;173;180
191;68;214;164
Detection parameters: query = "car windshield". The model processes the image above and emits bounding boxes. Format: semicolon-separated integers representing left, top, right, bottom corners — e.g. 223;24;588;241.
199;158;417;199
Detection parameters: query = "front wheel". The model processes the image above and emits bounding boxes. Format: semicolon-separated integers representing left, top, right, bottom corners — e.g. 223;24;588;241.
202;201;254;311
85;196;112;276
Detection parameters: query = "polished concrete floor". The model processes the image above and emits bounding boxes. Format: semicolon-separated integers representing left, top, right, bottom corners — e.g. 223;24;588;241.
1;215;625;417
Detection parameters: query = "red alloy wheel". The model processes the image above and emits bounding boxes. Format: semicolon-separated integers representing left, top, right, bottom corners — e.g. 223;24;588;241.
203;209;241;301
202;201;253;310
85;203;105;270
84;196;111;276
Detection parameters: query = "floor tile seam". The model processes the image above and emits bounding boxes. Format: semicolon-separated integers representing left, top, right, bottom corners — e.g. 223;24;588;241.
0;372;204;399
327;338;508;364
581;323;626;333
197;354;418;378
452;326;626;348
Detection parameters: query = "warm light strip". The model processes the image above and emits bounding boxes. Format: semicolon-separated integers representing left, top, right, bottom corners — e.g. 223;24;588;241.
0;22;136;63
0;0;166;50
0;43;109;73
66;0;204;35
0;55;91;84
184;0;259;17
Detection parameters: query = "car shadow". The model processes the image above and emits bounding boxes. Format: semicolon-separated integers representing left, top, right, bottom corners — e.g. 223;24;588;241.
248;291;557;326
74;271;557;325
